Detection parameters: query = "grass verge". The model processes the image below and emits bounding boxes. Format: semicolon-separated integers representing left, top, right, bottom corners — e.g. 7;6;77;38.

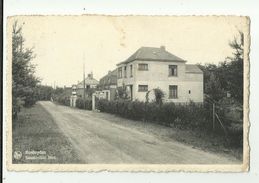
12;102;82;164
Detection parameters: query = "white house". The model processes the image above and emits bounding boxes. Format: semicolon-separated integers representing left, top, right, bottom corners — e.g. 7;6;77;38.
116;46;203;103
76;72;99;97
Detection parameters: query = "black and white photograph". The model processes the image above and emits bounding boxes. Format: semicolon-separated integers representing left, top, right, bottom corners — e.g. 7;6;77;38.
6;15;249;171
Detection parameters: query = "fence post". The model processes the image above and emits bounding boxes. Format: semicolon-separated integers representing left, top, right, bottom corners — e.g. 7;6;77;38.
212;103;215;131
92;94;95;111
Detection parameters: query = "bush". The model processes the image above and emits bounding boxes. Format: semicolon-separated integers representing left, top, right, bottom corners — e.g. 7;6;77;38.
76;98;92;110
55;95;70;106
97;99;211;130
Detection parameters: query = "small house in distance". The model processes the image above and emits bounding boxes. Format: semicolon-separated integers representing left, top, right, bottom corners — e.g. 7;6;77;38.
76;72;99;98
116;46;204;103
99;69;117;100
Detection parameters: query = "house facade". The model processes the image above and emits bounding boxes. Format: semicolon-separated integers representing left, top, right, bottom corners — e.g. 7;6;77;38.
116;46;203;103
76;72;99;98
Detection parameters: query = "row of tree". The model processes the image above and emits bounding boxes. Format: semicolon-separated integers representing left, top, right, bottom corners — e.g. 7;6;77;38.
12;21;39;119
12;21;58;119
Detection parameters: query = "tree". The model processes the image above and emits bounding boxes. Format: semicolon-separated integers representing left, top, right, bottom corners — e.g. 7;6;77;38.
35;85;54;101
198;31;244;105
146;88;165;105
198;63;224;102
205;72;224;101
225;31;244;104
12;21;39;119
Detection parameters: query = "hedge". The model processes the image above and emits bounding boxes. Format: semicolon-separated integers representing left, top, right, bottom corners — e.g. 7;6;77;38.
76;98;92;110
97;99;211;130
97;99;243;146
55;95;70;106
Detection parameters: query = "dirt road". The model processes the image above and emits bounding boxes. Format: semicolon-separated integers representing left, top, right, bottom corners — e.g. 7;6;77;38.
40;101;240;164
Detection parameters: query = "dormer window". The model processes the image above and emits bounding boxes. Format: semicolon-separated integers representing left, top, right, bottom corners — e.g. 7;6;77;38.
169;65;178;76
138;64;148;71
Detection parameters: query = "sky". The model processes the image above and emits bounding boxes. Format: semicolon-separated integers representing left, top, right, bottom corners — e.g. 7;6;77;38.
8;16;247;87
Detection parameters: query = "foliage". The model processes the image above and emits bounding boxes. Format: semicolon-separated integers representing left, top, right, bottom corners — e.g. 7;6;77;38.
85;88;95;98
205;72;225;101
153;88;165;105
75;98;92;110
146;88;165;105
55;95;70;106
115;84;130;100
12;21;39;118
198;31;244;105
97;99;211;130
52;88;70;106
53;87;65;96
97;99;242;146
35;85;54;101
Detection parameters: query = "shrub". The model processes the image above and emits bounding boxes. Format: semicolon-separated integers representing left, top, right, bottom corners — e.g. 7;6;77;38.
54;94;70;106
97;99;211;130
94;99;242;147
76;98;92;110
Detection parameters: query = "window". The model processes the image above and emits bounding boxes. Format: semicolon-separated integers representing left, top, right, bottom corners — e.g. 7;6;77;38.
118;67;122;78
124;66;127;78
138;85;148;92
130;65;133;77
169;65;178;76
169;85;178;99
138;63;148;71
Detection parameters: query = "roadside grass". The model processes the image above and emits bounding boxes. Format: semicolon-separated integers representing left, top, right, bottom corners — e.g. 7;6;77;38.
93;111;243;161
12;102;82;164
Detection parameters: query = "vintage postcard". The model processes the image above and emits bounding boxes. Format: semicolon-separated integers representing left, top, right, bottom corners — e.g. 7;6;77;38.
6;15;250;172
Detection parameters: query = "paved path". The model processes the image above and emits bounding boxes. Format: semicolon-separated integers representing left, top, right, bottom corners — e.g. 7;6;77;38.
40;101;240;164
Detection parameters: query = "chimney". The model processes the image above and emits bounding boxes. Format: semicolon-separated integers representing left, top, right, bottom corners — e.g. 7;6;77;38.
160;45;165;51
88;72;93;79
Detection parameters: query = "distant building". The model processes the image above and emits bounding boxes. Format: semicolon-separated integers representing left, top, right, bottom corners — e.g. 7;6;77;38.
116;46;204;103
99;69;117;100
76;72;99;98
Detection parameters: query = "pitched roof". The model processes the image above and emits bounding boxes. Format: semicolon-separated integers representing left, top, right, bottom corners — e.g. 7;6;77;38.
77;75;99;88
117;46;186;65
185;64;203;73
99;69;117;84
